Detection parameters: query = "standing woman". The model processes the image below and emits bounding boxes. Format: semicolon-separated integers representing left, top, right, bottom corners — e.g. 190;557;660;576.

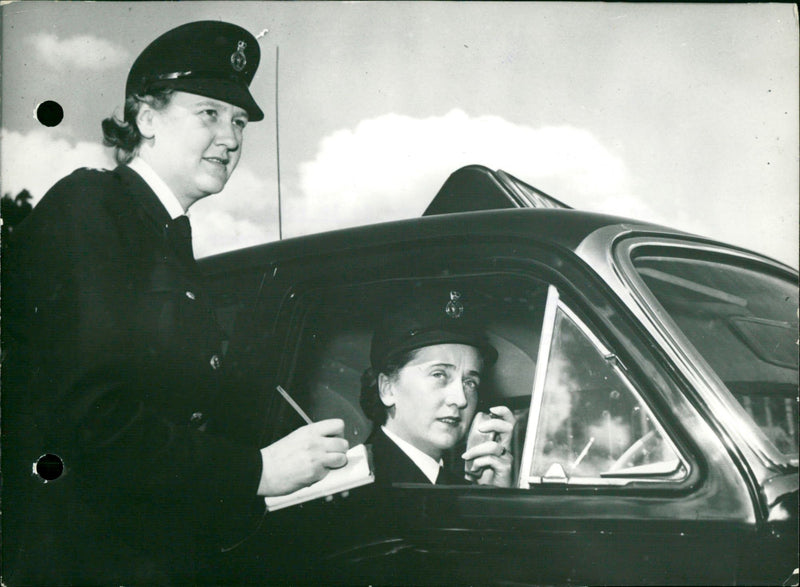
1;21;348;584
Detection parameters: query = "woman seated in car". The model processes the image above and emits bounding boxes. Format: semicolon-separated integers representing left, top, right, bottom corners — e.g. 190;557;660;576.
359;290;516;486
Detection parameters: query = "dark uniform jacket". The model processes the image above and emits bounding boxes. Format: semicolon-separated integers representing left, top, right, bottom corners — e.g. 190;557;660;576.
1;166;264;584
366;427;466;486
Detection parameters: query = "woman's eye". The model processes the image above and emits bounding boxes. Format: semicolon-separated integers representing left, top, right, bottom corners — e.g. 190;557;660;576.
431;371;447;381
464;379;479;391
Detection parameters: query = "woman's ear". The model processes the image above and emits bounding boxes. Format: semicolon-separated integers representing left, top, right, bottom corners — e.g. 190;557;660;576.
377;373;396;408
136;102;156;140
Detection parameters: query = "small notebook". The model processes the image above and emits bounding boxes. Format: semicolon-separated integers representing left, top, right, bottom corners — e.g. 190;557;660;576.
264;443;374;512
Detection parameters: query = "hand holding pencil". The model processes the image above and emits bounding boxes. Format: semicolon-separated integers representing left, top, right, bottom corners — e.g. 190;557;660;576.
256;386;349;497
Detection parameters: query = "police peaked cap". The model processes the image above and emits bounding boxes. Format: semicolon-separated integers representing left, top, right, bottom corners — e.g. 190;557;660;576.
369;289;498;371
126;21;264;121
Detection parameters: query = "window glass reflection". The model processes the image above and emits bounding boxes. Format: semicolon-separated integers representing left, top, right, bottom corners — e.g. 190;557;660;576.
633;255;799;461
530;307;684;482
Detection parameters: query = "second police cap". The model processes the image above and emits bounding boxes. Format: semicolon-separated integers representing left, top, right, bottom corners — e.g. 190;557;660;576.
369;289;498;370
126;21;264;121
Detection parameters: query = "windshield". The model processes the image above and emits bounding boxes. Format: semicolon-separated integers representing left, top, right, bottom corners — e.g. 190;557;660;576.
631;254;799;464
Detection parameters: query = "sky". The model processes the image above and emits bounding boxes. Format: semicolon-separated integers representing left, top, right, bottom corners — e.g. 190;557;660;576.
1;2;798;267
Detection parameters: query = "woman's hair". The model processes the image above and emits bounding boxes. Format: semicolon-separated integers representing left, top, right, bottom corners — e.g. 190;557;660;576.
101;89;174;165
359;348;419;426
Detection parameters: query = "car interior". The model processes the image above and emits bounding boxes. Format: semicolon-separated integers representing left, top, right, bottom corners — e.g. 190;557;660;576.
281;275;549;481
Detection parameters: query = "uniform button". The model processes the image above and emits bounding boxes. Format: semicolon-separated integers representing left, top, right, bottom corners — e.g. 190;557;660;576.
209;354;221;370
190;411;204;423
185;291;196;300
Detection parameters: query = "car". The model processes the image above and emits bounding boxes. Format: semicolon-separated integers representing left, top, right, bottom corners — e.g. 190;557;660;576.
200;165;798;585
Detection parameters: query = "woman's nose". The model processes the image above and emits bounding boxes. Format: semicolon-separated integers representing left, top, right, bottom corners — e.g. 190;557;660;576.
215;119;240;150
444;379;468;408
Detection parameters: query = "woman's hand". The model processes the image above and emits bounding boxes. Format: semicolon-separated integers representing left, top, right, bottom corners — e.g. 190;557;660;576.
257;419;349;497
462;406;516;487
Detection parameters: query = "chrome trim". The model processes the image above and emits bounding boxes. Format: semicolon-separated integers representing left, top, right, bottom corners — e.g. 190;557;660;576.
518;284;559;489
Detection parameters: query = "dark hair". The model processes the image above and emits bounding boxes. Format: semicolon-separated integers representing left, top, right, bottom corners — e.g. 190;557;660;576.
101;89;174;165
359;349;419;426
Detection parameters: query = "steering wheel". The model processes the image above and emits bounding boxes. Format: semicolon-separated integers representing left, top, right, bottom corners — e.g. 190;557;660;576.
607;429;659;473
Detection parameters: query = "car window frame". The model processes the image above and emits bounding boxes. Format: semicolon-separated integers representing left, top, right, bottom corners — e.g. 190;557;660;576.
519;284;692;488
611;235;797;474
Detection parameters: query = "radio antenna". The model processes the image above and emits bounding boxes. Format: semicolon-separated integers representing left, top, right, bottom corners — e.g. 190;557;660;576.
275;45;283;240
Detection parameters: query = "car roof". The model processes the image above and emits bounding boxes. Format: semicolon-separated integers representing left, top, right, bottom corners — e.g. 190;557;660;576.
201;206;693;273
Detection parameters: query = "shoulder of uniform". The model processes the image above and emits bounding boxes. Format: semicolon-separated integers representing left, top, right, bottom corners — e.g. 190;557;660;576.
9;167;126;246
46;166;120;195
64;166;118;182
33;167;123;217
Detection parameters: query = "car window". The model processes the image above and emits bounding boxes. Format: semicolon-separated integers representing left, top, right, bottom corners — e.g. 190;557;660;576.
631;254;799;463
276;275;546;458
519;286;689;487
271;269;689;489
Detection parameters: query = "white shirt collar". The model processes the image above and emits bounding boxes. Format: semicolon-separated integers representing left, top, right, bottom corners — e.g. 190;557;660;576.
381;426;443;484
127;157;186;220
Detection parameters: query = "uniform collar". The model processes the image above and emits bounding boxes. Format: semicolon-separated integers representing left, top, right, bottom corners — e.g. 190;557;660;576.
128;157;186;220
381;426;443;484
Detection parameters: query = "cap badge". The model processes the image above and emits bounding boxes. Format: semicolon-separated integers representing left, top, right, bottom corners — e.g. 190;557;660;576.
231;40;248;72
445;291;464;319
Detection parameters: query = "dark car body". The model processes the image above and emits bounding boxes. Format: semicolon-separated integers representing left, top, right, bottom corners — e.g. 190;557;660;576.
201;166;798;585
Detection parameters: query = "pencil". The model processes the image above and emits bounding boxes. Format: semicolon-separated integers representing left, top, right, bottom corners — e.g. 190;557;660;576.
276;385;313;425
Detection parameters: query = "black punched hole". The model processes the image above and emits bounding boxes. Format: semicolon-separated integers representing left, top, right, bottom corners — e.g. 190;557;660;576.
35;453;64;481
36;100;64;127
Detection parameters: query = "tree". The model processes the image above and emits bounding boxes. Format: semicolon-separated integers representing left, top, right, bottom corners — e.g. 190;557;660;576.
2;189;34;241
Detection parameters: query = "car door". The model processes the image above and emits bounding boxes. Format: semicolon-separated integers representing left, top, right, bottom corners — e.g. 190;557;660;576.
210;227;768;585
385;282;750;586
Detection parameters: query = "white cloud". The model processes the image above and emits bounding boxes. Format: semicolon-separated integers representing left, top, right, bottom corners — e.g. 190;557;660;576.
288;109;641;237
28;33;129;71
0;129;115;202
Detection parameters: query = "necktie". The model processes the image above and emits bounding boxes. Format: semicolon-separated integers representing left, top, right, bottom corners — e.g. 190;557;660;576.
436;465;454;485
436;462;467;485
169;215;194;262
